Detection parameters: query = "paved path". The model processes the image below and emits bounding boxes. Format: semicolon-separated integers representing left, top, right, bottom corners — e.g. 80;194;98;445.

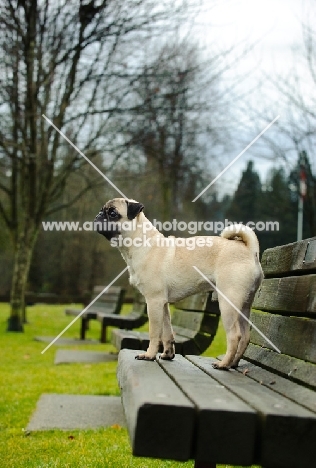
27;394;125;431
54;350;118;364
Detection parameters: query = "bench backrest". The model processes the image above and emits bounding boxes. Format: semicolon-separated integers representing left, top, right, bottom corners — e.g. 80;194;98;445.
171;292;220;354
91;286;125;314
246;237;316;389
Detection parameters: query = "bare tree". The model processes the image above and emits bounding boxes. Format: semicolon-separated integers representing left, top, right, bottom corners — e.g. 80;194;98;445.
260;3;316;236
0;0;194;331
119;40;230;222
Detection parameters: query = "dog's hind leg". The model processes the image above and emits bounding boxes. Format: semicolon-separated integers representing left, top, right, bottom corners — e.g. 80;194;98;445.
135;298;164;361
229;296;254;368
212;295;242;370
230;314;250;368
160;303;175;360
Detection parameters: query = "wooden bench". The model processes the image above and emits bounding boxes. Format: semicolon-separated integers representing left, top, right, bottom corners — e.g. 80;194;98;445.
96;290;148;343
65;286;125;341
117;237;316;468
111;292;220;355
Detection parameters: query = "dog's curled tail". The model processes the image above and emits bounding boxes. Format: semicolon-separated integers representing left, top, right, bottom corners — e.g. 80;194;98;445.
221;224;260;256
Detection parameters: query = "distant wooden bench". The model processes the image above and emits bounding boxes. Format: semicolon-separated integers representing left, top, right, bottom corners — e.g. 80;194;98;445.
97;290;148;343
117;237;316;468
112;292;220;355
65;286;125;341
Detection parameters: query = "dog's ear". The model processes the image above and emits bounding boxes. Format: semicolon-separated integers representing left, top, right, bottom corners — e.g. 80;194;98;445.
127;201;144;220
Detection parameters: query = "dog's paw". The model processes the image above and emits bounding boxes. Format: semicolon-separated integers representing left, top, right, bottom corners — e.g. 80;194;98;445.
159;352;175;360
135;353;156;361
212;362;229;371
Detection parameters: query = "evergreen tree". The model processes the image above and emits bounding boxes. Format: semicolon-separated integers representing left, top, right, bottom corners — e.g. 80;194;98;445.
226;161;262;222
260;167;296;250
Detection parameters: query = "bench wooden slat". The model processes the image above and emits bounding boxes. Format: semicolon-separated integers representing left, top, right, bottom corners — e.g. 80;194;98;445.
93;285;122;294
244;343;316;389
96;291;147;342
97;311;147;329
236;359;316;414
65;286;126;341
261;238;316;276
172;309;219;336
90;299;120;308
111;330;147;351
174;292;220;314
158;355;257;466
117;349;195;461
111;292;219;355
249;310;316;364
188;355;316;468
112;328;217;356
65;308;97;318
177;333;211;355
65;306;114;317
253;275;316;314
117;238;316;467
173;325;198;339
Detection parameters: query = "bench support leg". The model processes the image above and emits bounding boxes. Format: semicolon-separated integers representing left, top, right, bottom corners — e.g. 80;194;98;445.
100;324;107;343
194;461;216;468
80;318;89;340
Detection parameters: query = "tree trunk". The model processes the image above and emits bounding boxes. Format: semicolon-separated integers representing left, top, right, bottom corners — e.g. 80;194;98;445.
7;225;38;331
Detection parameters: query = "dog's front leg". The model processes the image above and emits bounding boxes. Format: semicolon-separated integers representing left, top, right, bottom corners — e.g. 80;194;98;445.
135;298;164;361
160;303;175;360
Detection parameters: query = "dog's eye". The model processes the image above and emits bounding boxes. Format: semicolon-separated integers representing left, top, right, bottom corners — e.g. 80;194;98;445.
108;209;117;218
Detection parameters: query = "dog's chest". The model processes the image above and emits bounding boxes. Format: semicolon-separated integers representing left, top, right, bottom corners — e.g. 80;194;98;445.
127;264;143;290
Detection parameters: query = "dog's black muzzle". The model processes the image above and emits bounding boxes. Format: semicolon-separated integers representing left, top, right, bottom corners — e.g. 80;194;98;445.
94;209;120;240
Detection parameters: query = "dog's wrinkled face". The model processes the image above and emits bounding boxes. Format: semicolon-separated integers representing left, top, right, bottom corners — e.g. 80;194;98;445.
94;198;144;240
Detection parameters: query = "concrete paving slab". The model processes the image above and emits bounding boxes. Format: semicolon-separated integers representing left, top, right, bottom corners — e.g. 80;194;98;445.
34;336;99;345
27;394;125;431
54;350;118;364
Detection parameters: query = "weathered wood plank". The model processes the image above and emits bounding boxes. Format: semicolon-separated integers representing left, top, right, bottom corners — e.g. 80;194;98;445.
249;310;316;363
173;325;198;339
87;305;116;314
158;355;256;466
111;330;144;350
261;237;316;276
173;333;206;355
188;333;216;355
111;328;209;355
117;349;195;461
91;293;122;302
235;359;316;414
65;286;125;320
65;309;99;320
188;355;316;468
97;311;147;329
174;292;220;314
253;275;316;314
111;294;219;355
172;310;219;335
93;285;122;294
244;343;316;388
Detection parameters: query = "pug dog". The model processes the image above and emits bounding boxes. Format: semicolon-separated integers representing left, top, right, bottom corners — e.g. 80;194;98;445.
95;198;263;369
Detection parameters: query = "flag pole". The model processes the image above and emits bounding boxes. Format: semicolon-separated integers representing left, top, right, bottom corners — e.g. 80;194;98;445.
297;152;307;242
297;194;303;241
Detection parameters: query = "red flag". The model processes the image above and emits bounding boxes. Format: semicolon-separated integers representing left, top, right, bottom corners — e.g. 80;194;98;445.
299;166;307;198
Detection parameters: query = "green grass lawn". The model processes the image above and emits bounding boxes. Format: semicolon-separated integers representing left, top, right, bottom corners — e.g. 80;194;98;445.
0;303;255;468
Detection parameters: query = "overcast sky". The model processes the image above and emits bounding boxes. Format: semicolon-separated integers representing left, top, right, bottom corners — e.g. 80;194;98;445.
191;0;312;197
